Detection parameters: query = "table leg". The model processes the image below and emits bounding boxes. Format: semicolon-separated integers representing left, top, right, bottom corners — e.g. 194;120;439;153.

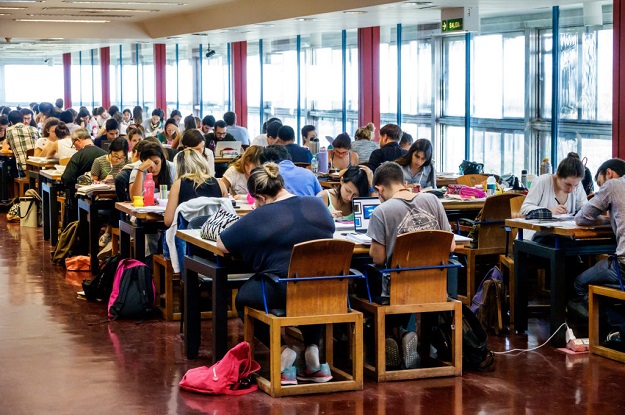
77;201;90;256
49;184;59;246
550;246;567;346
41;181;50;241
212;258;228;363
0;159;10;202
184;256;201;359
119;217;132;259
514;242;529;333
133;220;145;263
89;202;101;273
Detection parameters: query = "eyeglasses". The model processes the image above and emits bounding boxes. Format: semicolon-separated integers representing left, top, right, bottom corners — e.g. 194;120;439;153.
334;150;349;157
110;153;126;161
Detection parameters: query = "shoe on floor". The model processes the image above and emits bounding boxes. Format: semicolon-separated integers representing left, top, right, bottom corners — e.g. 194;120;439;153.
97;241;113;260
385;337;401;369
606;331;621;343
281;365;297;386
567;299;589;319
296;362;332;383
99;232;111;248
402;331;420;369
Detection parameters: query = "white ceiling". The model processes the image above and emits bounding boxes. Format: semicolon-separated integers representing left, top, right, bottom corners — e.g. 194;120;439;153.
0;0;609;61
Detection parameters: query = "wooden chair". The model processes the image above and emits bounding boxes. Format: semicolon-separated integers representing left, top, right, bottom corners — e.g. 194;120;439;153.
498;195;525;327
589;284;625;363
351;230;463;382
244;239;364;397
14;149;34;198
454;193;523;305
455;174;489;187
59;158;70;166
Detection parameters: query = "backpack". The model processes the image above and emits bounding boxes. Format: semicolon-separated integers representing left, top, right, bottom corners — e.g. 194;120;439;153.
82;254;122;301
470;266;507;335
430;304;495;371
51;221;81;264
107;259;155;320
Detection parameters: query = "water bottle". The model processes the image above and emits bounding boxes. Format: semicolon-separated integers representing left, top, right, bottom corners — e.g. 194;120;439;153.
486;176;496;196
311;155;318;174
521;169;528;187
143;172;155;206
540;158;551;175
317;147;328;174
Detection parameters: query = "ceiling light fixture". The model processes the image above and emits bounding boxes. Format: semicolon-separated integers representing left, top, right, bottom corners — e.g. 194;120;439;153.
15;18;111;23
295;18;317;22
44;7;157;12
63;1;185;5
343;10;367;15
0;6;27;10
1;0;44;3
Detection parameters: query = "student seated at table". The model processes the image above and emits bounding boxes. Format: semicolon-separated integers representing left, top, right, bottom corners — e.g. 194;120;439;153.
144;136;176;162
317;165;372;221
216;162;335;385
260;144;322;197
366;161;453;369
40;121;77;160
62;128;107;222
35;118;69;157
126;126;144;154
520;152;587;217
94;118;120;149
569;158;625;321
330;133;359;171
395;139;437;189
129;142;175;200
115;140;151;202
164;149;227;227
91;137;129;183
157;118;181;146
179;129;215;177
221;145;264;199
366;124;406;172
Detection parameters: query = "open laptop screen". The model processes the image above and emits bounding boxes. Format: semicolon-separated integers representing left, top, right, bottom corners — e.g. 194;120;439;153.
352;197;381;233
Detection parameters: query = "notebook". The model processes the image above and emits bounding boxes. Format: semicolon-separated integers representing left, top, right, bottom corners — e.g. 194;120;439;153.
343;197;382;244
214;141;242;158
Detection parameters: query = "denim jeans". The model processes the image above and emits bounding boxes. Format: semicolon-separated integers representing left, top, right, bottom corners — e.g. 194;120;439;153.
574;258;625;302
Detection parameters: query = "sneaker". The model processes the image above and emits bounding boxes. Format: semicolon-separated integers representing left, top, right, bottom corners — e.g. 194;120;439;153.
281;365;297;386
99;232;111;248
296;362;332;383
97;241;113;260
385;337;401;369
606;331;621;343
402;331;420;369
567;299;589;319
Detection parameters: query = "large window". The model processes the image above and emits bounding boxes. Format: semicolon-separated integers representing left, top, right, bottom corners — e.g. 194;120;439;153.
201;43;230;120
3;64;63;105
262;38;298;133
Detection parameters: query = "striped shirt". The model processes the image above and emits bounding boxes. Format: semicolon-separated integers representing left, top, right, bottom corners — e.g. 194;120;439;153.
6;123;40;172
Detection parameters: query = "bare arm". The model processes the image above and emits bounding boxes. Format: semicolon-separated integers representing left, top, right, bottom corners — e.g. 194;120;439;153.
216;236;229;254
163;179;181;227
41;141;59;159
369;240;386;266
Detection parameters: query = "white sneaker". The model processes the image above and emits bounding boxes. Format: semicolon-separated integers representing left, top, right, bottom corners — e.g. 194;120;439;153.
99;232;111;248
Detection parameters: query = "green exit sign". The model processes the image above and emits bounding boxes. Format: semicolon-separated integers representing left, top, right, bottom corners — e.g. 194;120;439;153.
442;18;463;33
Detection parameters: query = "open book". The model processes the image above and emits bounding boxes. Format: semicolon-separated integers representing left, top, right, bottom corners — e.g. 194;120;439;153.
76;184;115;195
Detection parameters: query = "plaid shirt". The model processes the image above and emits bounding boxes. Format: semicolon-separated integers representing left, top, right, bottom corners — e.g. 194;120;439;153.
6;123;39;172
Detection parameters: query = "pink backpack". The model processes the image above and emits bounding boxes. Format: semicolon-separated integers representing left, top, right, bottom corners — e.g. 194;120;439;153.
107;259;155;319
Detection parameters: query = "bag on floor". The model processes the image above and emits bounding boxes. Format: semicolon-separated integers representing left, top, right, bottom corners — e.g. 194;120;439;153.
471;266;507;335
82;254;122;301
430;304;494;371
108;258;155;320
179;341;260;395
6;198;20;222
52;221;81;265
66;255;91;272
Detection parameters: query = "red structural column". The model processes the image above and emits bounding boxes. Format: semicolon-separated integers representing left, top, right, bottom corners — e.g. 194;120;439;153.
231;41;248;128
154;44;167;116
614;0;625;158
358;26;381;141
62;53;72;109
100;47;110;109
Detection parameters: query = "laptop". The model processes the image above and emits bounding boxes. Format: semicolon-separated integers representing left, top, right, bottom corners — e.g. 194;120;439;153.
214;141;242;158
343;197;382;244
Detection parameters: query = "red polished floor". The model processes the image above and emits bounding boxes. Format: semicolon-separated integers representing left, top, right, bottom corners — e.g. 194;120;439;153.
1;220;625;414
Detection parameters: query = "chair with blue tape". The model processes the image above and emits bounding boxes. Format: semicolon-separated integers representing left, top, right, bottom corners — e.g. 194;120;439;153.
244;239;364;397
351;230;464;382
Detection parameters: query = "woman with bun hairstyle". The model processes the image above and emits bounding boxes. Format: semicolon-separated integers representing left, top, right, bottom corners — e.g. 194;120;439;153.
520;152;587;216
221;145;264;198
351;122;379;163
216;162;335;385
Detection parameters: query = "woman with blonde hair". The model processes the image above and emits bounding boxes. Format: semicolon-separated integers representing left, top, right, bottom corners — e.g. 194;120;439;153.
164;148;227;226
221;145;264;198
351;122;378;163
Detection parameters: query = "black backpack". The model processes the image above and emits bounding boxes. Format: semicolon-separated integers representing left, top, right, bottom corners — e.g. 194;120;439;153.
470;266;508;335
431;304;495;371
51;221;80;265
82;254;122;301
107;259;155;320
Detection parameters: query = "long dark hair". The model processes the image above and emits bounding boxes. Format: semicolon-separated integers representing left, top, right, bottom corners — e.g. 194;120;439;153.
395;139;435;185
335;166;370;205
139;142;172;186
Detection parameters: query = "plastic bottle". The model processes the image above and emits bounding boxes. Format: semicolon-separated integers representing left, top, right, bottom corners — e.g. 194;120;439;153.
143;172;155;206
311;155;319;174
521;169;528;187
486;175;496;196
317;147;328;174
540;158;551;175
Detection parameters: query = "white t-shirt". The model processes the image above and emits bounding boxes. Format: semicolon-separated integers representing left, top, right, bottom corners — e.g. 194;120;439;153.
35;137;48;150
251;134;268;147
222;166;248;195
57;138;77;160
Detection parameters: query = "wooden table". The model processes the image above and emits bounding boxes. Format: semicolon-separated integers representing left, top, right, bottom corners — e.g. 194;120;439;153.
0;149;14;203
437;175;459;187
176;229;370;361
39;169;63;246
116;202;166;264
26;158;58;191
505;218;615;345
77;187;117;273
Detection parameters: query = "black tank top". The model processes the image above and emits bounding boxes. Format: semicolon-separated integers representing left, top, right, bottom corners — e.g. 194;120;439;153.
179;178;222;204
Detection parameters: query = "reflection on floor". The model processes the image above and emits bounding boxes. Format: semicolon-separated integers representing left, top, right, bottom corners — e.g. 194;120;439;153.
1;220;624;414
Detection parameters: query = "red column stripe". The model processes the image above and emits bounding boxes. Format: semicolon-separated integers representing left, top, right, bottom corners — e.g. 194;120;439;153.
100;47;110;109
63;53;72;109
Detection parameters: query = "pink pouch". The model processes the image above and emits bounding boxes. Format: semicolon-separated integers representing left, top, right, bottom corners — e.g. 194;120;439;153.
447;184;467;195
460;186;487;199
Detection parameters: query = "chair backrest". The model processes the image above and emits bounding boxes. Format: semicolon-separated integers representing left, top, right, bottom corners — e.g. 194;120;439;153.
26;148;35;158
510;195;525;219
388;230;454;305
476;193;522;249
455;174;489;187
59;157;70;166
286;239;355;317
